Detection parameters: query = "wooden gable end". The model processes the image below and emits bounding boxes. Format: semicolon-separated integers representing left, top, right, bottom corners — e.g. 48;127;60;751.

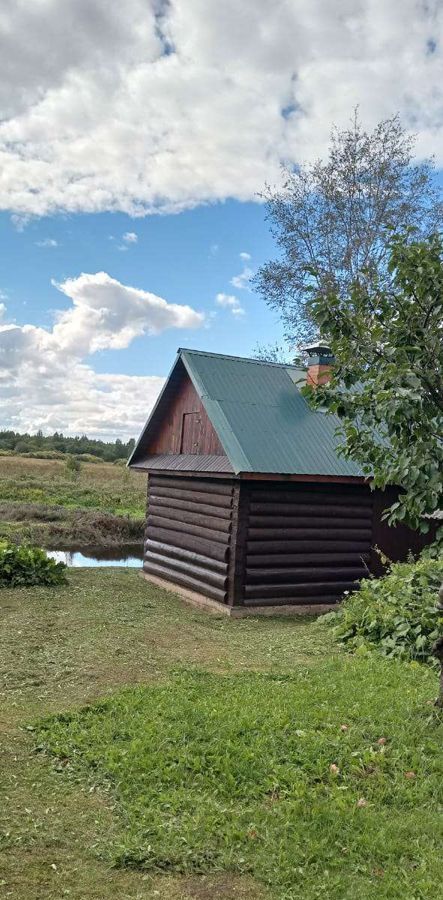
148;371;225;456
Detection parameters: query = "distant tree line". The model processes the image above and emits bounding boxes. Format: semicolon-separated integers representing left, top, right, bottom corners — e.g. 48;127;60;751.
0;429;135;462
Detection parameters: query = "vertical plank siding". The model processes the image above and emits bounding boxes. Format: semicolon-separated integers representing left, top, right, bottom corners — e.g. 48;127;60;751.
242;482;374;606
148;373;225;456
143;474;235;603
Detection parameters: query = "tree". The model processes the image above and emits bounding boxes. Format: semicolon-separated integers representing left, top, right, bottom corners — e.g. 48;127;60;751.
252;341;294;364
255;112;442;344
307;232;443;542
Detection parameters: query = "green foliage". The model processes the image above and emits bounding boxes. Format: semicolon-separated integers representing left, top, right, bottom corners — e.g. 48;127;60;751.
0;458;145;549
65;455;81;476
0;456;145;518
0;540;67;587
0;429;135;462
309;233;443;541
327;557;443;664
38;663;443;898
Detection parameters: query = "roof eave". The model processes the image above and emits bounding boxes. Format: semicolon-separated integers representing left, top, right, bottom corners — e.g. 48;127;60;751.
238;471;367;484
127;350;183;468
180;350;252;474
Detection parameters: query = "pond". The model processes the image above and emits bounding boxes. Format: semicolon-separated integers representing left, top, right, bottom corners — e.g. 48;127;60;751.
46;546;143;568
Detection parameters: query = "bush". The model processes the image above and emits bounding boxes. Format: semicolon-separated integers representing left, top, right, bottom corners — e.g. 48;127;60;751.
65;455;81;476
20;450;65;460
327;557;443;665
0;541;67;587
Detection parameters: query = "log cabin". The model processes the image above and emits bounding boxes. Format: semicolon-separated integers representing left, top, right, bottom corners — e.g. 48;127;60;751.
128;346;430;616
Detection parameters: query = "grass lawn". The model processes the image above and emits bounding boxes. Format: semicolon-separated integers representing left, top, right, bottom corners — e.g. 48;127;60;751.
0;569;442;899
0;456;146;548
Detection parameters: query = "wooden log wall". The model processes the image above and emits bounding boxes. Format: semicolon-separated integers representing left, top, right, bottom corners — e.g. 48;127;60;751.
143;474;235;603
242;482;374;606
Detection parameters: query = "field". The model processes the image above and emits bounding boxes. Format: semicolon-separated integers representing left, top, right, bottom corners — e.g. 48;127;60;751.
0;456;146;548
0;569;442;899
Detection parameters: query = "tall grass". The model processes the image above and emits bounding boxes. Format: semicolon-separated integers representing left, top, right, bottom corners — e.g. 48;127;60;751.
0;456;145;517
0;456;146;547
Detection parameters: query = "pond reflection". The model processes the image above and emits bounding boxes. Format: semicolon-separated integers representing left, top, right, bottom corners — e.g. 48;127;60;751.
46;547;143;567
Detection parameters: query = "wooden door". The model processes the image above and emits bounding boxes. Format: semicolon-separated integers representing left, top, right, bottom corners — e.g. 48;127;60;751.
180;412;202;454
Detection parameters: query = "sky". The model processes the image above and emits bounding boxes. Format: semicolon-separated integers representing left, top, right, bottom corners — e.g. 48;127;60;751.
1;0;443;440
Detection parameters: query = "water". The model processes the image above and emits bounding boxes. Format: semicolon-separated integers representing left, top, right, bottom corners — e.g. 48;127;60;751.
46;546;143;568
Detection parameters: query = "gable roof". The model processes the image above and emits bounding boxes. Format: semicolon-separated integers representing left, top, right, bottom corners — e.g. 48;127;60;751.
128;348;364;479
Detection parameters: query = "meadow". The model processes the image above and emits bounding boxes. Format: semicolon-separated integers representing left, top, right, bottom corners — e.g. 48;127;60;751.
0;456;146;548
0;569;441;899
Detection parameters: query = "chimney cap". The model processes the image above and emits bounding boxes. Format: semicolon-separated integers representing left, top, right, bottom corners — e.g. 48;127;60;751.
300;339;333;356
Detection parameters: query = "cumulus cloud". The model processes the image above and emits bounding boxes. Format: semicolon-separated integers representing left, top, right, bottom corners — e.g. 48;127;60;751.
0;274;204;438
215;292;245;317
51;271;203;355
0;1;442;218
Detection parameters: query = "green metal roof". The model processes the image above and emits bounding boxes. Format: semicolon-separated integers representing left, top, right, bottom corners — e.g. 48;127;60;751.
129;348;364;478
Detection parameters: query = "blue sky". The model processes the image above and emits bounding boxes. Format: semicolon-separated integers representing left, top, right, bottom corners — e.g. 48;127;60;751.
0;200;284;381
1;0;442;439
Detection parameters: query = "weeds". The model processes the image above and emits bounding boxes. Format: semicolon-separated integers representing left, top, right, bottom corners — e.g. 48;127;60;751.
0;456;146;548
323;557;443;665
0;540;67;587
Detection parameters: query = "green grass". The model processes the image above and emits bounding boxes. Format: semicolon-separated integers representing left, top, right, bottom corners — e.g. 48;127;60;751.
38;667;443;899
0;456;146;548
1;570;442;899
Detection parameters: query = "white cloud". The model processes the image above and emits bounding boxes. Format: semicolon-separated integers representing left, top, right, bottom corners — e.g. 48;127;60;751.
36;238;58;248
122;231;138;244
231;262;254;292
11;214;30;232
215;292;245;317
0;1;442;218
51;271;204;356
239;251;251;262
118;231;138;249
0;273;204;438
0;303;6;321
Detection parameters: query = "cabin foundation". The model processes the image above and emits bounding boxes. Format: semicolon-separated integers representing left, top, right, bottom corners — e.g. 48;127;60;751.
141;570;338;616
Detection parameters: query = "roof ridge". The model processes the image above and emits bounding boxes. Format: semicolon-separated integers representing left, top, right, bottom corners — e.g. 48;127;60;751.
178;347;304;370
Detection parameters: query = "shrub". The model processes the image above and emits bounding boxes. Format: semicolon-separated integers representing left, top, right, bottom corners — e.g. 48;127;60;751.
65;455;81;476
20;450;65;460
0;541;67;587
327;557;443;665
